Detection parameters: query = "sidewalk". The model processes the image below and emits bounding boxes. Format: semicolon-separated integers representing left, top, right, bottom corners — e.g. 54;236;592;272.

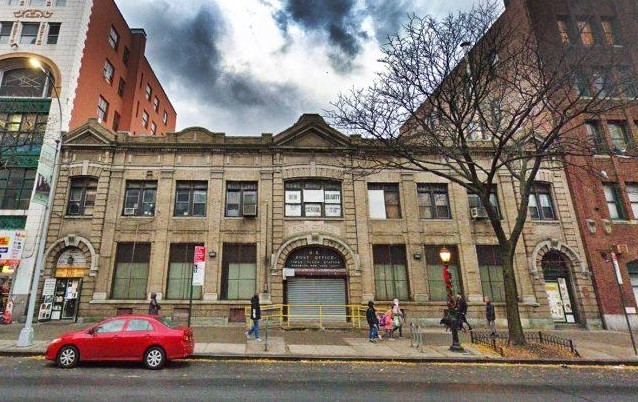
1;321;637;364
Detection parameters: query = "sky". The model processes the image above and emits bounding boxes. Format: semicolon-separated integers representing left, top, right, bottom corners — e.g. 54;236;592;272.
115;0;480;135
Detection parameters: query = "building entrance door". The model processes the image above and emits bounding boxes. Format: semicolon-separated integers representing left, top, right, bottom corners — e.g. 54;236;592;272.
50;278;81;320
542;251;577;324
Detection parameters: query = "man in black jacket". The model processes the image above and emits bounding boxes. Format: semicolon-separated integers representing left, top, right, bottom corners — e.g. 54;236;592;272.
245;294;262;342
455;293;472;332
366;301;380;343
485;296;496;336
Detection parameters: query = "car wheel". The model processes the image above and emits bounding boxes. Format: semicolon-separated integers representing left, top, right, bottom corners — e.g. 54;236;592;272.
144;346;165;370
56;345;79;369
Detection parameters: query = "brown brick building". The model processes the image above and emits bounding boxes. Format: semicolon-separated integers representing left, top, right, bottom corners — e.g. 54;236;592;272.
35;115;600;328
502;0;638;329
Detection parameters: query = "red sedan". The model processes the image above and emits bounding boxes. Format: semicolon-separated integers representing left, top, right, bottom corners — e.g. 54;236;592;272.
45;315;194;370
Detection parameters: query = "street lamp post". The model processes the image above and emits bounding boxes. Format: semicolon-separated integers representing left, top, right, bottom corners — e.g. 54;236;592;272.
17;59;63;347
440;247;464;352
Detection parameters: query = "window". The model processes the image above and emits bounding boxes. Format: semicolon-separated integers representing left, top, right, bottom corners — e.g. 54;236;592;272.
166;244;203;300
373;245;408;301
424;245;461;301
174;181;207;217
117;78;125;96
604;183;626;220
46;22;60;44
626;184;638;219
145;84;152;100
126;319;153;332
163;111;168;125
95;319;126;334
627;261;638;306
153;96;159;112
150;121;156;135
577;19;594;46
112;243;150;299
601;18;620;46
0;68;51;98
618;67;637;99
477;246;504;302
122;46;130;65
0;22;12;44
467;186;500;218
0;168;36;209
29;0;46;5
55;0;67;5
226;181;258;217
556;18;570;44
103;59;114;84
528;182;556;220
285;180;341;218
368;183;401;219
142;110;149;128
123;181;156;216
19;22;39;44
608;121;632;152
221;243;256;300
417;183;451;219
97;96;108;122
592;69;612;98
585;121;606;152
108;26;119;50
66;177;98;216
572;71;591;97
112;111;120;131
0;112;48;133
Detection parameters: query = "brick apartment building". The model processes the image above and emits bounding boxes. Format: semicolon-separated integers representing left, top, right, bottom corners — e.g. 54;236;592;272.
499;0;638;330
35;114;601;328
0;0;175;320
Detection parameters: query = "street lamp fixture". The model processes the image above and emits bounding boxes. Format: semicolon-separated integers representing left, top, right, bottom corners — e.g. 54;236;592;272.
440;247;464;352
17;58;63;347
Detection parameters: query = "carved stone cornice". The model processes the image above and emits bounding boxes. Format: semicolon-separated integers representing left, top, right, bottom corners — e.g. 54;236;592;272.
14;9;53;18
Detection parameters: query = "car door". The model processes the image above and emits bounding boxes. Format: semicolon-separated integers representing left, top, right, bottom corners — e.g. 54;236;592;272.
120;318;156;359
82;318;127;360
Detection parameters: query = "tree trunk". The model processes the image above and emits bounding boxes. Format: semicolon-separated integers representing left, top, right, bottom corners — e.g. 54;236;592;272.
502;242;526;345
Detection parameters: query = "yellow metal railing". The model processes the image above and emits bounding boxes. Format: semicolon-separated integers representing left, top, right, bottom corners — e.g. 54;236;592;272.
245;304;368;329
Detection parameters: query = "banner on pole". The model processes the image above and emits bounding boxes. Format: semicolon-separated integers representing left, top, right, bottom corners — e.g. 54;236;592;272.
192;246;206;286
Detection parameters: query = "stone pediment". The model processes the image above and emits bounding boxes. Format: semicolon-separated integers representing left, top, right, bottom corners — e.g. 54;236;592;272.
274;114;352;150
64;119;115;146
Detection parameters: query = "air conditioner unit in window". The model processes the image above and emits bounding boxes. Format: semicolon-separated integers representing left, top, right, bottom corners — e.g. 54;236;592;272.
123;208;137;215
243;203;257;217
470;207;488;219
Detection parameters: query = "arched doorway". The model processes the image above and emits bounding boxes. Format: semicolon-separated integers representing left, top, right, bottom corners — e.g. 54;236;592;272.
542;251;577;324
38;247;86;321
284;246;348;323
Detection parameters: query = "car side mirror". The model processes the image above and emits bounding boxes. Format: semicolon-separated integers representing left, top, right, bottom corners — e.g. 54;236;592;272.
88;327;98;335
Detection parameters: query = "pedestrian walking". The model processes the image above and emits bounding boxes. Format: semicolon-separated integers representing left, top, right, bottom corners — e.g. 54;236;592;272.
382;307;394;339
245;294;262;342
366;301;380;343
148;292;160;315
485;296;496;336
455;293;472;332
391;298;404;338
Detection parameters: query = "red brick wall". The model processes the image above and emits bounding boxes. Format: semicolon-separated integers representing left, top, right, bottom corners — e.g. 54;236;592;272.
70;0;176;135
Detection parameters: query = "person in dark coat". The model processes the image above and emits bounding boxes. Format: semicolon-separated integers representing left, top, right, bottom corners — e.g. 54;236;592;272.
245;294;262;342
148;292;160;315
455;293;472;331
485;296;496;336
366;301;380;343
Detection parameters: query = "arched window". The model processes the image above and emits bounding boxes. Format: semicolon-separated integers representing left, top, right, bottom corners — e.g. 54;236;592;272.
0;58;53;98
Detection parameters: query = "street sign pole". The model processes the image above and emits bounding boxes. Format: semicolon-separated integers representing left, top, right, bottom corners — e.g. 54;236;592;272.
611;252;637;355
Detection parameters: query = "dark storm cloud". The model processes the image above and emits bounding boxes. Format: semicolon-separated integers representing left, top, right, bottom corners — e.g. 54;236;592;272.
120;1;308;132
364;0;413;43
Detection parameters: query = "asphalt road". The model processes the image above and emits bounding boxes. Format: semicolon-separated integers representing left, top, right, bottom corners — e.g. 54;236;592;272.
1;356;637;401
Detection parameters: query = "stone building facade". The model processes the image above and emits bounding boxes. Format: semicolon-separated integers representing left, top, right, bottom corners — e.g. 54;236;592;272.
39;115;600;328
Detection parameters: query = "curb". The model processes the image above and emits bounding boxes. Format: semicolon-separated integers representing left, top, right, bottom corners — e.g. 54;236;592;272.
6;349;637;367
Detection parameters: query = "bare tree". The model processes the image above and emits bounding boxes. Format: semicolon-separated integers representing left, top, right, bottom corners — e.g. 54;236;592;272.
328;1;638;344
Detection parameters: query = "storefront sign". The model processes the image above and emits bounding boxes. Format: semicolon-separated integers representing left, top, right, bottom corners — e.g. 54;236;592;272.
285;247;345;270
192;246;206;286
0;230;25;275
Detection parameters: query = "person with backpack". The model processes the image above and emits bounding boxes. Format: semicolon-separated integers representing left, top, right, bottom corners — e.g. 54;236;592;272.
245;294;262;342
485;296;496;336
365;301;380;343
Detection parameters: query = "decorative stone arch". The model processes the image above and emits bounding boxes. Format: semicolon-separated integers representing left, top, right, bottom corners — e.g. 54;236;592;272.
67;164;106;178
44;235;99;277
0;53;63;97
530;239;587;278
272;233;359;274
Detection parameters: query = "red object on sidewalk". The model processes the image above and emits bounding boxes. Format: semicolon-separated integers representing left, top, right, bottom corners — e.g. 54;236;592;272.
3;300;13;324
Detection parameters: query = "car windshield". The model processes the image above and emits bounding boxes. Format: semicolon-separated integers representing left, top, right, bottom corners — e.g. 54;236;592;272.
156;316;180;329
